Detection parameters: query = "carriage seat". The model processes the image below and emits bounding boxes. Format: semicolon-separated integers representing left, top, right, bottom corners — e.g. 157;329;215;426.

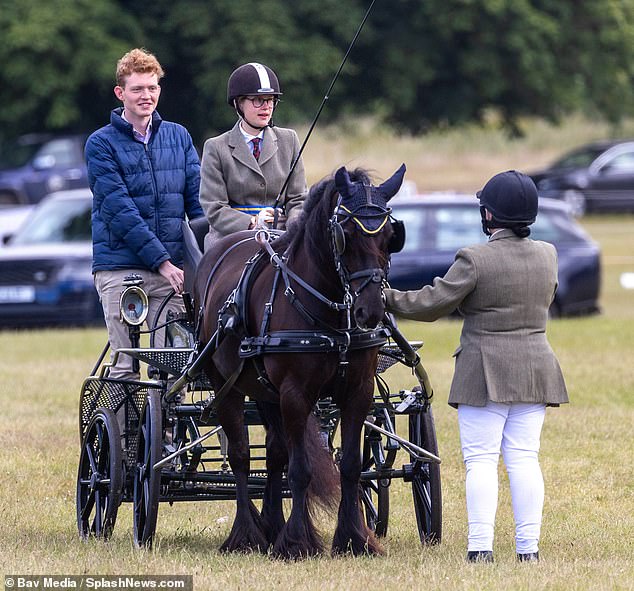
182;217;209;296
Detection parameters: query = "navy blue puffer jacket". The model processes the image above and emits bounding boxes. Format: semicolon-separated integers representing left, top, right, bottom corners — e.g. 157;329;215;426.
86;108;203;273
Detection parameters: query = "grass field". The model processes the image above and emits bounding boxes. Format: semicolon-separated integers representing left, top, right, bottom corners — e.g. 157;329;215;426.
1;120;633;590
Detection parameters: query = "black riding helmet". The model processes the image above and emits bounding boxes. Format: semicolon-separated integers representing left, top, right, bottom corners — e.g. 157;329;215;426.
227;62;282;127
477;170;538;236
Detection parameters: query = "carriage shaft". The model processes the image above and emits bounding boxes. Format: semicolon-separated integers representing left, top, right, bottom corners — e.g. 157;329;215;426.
363;419;441;464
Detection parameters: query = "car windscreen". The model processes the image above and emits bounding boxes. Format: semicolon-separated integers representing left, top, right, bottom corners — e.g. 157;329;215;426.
551;146;606;169
11;197;91;245
393;204;486;253
391;205;427;253
433;206;484;250
393;201;588;253
0;141;43;170
532;208;588;243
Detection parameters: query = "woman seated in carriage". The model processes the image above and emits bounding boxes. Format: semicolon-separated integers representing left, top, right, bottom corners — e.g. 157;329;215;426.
199;62;308;250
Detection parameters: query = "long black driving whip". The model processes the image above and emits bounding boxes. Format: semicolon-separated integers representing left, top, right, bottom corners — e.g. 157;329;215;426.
272;0;378;226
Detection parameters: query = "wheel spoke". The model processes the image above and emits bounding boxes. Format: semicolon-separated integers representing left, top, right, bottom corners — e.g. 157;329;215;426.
86;440;98;474
80;490;95;521
360;487;378;522
413;476;432;514
92;489;103;535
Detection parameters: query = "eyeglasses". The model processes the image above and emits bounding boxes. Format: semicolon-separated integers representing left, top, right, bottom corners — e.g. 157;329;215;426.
244;96;279;108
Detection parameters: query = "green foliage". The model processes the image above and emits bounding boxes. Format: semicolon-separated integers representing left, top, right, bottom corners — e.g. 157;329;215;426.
0;0;141;139
360;0;634;134
2;0;634;145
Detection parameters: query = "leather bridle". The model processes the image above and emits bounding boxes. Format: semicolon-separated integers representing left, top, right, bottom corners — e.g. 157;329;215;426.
329;196;391;301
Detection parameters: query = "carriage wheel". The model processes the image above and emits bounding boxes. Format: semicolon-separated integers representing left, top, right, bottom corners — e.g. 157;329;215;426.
133;391;162;548
76;408;122;540
408;406;442;544
359;423;391;537
359;477;389;537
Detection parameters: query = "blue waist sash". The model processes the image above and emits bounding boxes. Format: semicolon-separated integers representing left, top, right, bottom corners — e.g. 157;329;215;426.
229;202;269;214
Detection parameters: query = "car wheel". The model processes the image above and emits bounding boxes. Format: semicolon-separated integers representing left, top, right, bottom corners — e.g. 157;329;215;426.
563;190;586;217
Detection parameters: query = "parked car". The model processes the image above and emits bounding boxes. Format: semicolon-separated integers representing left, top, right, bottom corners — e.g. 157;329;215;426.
0;134;88;206
0;188;103;328
529;139;634;216
387;194;601;317
0;205;34;246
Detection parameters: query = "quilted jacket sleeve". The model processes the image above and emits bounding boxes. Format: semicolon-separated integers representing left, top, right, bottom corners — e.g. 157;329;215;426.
182;130;204;221
86;134;170;271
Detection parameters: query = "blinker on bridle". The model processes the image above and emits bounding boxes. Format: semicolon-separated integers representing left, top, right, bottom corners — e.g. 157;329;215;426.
330;193;393;253
328;194;393;302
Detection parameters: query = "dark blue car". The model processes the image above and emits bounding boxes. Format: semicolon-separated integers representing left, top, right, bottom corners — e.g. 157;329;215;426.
0;189;102;328
0;134;88;206
387;194;601;317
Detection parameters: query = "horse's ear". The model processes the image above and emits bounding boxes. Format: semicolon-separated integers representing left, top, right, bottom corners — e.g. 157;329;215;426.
377;163;406;201
335;166;354;198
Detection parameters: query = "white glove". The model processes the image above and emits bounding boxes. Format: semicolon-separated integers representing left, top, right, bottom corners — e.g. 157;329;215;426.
255;207;275;229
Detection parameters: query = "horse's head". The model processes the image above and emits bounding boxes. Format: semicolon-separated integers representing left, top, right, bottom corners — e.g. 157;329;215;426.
331;164;406;329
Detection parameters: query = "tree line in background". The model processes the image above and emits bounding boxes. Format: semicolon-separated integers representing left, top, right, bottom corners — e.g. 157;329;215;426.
2;0;634;148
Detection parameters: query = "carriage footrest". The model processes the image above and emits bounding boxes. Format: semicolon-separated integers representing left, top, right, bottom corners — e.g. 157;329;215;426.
116;347;195;376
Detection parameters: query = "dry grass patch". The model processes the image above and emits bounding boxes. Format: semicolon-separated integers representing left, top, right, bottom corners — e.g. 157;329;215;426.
2;124;634;589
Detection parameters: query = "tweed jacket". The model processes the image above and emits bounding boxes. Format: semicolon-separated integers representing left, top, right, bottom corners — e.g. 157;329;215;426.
199;122;307;249
385;229;569;407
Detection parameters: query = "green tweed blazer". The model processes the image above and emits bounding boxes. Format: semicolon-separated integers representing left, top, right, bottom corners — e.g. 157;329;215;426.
199;122;307;249
385;229;569;407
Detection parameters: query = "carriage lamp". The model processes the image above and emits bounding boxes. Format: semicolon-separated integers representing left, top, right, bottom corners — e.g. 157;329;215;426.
119;274;149;327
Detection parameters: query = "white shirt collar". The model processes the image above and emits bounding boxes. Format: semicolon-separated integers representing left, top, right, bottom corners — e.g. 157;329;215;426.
122;111;152;144
488;228;506;241
239;121;264;144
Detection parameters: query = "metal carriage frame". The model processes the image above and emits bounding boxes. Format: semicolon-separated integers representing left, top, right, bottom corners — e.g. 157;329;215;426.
76;286;442;549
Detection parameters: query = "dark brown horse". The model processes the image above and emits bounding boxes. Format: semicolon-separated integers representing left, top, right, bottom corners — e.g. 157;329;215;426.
194;165;406;558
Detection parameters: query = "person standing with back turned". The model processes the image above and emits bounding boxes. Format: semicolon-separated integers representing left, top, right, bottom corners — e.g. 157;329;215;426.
199;62;307;250
85;48;204;380
384;171;568;563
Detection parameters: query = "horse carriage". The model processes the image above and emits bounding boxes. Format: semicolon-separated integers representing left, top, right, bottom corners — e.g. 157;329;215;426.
76;166;442;556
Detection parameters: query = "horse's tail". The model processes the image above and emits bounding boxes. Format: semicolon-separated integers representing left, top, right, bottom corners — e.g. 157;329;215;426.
305;412;340;513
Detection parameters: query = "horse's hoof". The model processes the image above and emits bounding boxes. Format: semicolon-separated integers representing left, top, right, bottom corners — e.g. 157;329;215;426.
219;531;268;554
332;537;384;557
219;540;268;554
270;544;322;561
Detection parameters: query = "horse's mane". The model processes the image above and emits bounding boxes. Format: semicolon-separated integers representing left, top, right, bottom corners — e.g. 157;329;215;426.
274;168;373;268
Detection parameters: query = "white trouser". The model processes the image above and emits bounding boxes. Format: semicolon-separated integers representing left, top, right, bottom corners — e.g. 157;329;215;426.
94;269;184;381
458;401;546;554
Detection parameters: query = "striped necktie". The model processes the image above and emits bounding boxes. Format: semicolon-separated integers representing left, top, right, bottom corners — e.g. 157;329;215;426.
251;137;261;161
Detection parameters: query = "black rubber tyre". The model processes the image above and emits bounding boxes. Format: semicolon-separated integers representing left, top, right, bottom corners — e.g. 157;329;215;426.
133;391;162;548
408;406;442;544
76;408;122;540
359;422;393;537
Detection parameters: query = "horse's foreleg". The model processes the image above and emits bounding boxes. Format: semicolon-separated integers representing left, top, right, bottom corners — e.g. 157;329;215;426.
272;390;324;559
257;401;288;546
217;397;267;553
332;391;384;556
